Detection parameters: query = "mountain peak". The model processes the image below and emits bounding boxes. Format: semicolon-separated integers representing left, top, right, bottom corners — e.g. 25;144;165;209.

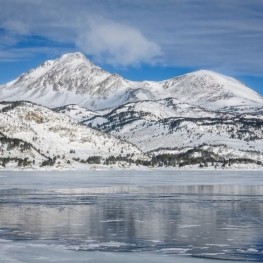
56;52;98;69
60;52;86;61
187;70;243;86
187;69;228;79
191;69;215;75
163;69;263;107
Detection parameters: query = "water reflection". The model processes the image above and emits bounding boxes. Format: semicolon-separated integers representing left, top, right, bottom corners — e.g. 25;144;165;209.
0;184;263;261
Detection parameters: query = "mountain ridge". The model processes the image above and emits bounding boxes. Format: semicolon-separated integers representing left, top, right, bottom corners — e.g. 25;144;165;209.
1;52;263;111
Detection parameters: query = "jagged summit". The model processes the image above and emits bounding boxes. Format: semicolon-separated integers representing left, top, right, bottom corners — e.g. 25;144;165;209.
56;52;99;69
6;52;104;88
1;52;263;111
50;52;94;66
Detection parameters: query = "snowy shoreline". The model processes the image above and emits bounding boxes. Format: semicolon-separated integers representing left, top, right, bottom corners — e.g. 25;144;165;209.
1;163;263;172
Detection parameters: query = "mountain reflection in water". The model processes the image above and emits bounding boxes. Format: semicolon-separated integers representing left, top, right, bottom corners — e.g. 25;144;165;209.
0;171;263;262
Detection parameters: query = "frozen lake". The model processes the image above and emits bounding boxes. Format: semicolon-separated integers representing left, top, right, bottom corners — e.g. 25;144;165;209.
0;169;263;262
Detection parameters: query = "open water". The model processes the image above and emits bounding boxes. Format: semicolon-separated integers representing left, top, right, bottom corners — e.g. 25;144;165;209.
0;170;263;262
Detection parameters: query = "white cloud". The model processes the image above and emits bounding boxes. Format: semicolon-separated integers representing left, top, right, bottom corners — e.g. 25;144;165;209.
0;1;161;67
0;0;263;75
76;17;161;66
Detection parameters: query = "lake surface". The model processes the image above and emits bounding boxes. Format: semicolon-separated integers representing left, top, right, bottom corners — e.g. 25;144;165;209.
0;169;263;262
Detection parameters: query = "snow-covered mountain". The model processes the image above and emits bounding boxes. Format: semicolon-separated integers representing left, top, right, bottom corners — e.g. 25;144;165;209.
1;53;133;109
1;52;263;168
1;52;263;111
0;101;146;168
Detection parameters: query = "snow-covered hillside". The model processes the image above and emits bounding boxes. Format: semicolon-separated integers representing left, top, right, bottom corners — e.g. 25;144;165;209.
81;99;263;166
1;52;263;111
54;104;99;122
0;101;146;168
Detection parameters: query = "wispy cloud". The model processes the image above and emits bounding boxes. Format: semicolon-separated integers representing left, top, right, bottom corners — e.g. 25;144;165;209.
0;0;263;75
76;16;161;66
0;0;161;66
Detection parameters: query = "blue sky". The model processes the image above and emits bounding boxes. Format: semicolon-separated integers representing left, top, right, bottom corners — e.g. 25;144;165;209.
1;0;263;94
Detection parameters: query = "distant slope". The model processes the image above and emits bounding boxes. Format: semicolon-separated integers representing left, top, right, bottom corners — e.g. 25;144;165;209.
80;99;263;166
1;52;263;111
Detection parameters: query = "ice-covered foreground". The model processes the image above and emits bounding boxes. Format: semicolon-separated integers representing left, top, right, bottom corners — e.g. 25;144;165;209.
0;170;263;263
0;243;237;263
